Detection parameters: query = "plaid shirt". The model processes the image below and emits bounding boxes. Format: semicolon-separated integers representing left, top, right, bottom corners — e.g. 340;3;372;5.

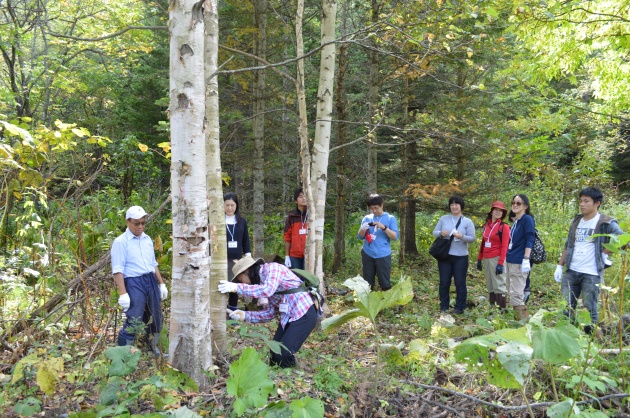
236;262;313;329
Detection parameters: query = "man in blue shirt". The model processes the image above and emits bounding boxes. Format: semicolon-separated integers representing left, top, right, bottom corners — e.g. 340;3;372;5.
357;194;399;290
112;206;168;355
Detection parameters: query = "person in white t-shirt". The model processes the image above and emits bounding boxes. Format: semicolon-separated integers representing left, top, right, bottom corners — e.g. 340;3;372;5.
555;187;623;334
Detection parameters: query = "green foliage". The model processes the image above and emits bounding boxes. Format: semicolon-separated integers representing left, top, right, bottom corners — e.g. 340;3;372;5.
321;276;414;331
104;346;142;377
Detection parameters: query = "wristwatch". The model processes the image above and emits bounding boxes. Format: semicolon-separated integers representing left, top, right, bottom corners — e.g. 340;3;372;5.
523;256;530;260
382;226;388;231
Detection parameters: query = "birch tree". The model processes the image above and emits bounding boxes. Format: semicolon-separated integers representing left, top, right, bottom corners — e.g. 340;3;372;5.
168;0;213;388
299;0;338;279
204;0;229;354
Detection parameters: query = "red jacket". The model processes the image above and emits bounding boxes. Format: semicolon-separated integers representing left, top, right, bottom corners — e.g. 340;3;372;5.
478;220;510;265
284;209;307;258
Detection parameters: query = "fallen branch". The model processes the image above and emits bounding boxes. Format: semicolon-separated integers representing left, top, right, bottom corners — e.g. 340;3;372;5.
402;380;630;411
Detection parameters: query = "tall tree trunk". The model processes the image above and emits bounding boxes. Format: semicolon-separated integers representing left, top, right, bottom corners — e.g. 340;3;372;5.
401;76;418;261
168;0;212;388
332;41;349;274
204;0;228;355
252;0;267;257
304;0;338;279
366;0;382;194
296;0;311;242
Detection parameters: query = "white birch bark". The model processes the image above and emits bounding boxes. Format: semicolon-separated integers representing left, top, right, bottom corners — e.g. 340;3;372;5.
168;0;212;388
304;0;338;281
204;0;228;355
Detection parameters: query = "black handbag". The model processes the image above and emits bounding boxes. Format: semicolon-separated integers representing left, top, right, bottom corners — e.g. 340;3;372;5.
429;217;462;261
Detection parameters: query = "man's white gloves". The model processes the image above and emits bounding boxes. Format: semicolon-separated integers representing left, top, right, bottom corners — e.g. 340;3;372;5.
257;297;269;307
218;280;238;293
245;252;252;258
521;259;531;274
118;293;130;312
360;222;370;232
284;257;292;268
554;265;563;283
228;309;246;321
159;284;168;300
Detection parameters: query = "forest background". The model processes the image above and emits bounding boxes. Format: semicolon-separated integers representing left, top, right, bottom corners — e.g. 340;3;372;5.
1;0;630;416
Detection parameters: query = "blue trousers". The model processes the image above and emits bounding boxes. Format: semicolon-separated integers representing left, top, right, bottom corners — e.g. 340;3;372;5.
438;255;468;311
118;273;163;344
270;304;317;368
289;256;305;270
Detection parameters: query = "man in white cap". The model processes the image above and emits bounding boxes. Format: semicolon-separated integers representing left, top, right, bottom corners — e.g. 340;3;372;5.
112;206;168;355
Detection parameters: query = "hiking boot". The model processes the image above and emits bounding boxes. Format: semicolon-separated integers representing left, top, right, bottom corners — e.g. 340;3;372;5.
489;293;497;306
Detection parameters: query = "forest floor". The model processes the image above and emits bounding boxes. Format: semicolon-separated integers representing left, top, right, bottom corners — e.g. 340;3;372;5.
1;259;630;417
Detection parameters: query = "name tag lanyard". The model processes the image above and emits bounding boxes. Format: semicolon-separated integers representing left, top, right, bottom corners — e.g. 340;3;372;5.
509;219;519;249
483;221;499;243
227;222;237;247
300;211;308;234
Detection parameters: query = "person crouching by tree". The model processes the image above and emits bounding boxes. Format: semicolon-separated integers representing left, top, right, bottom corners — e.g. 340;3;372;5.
357;193;399;291
218;256;317;368
476;201;510;309
284;188;308;270
112;206;168;356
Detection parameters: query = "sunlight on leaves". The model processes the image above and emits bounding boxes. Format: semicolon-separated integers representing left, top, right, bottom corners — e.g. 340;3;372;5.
226;347;274;416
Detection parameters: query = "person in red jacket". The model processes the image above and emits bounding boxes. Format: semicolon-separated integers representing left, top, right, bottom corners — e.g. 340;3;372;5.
283;188;308;270
477;201;510;309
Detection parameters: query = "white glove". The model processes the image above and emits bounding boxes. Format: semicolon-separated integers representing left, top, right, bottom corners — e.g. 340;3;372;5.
244;252;252;257
554;265;563;283
229;309;246;321
284;257;292;268
521;259;531;273
257;297;269;307
218;280;238;293
159;283;168;300
118;293;130;312
360;222;370;232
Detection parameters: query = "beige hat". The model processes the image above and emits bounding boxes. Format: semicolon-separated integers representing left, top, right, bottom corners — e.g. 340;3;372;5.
232;255;265;279
126;206;148;220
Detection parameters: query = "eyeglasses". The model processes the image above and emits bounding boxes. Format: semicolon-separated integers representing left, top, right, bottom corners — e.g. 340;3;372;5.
511;201;523;207
129;221;146;226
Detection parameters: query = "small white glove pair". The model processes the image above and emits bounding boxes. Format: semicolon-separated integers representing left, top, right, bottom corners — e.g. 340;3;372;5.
227;309;246;321
118;293;130;312
521;259;531;273
159;283;168;300
554;265;563;283
360;222;370;232
284;257;292;268
218;280;239;293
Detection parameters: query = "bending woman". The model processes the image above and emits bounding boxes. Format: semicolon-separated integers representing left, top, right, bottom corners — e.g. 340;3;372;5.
218;256;317;368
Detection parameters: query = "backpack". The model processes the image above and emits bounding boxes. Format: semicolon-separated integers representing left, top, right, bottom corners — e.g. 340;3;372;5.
276;268;325;315
530;229;547;264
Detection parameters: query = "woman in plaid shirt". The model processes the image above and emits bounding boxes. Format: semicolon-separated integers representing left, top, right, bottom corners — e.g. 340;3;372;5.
218;256;317;368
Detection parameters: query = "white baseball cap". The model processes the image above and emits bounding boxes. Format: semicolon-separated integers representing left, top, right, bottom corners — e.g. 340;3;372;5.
126;206;149;220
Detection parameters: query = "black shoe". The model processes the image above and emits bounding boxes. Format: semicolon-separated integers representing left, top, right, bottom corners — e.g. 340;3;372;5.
453;309;464;315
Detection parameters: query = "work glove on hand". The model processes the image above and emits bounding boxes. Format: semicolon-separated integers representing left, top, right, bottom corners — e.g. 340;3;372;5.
159;284;168;300
244;252;252;258
554;265;563;283
360;222;370;232
521;259;531;274
284;257;292;268
118;293;130;312
218;280;238;293
495;264;504;275
476;260;482;271
257;297;269;307
228;309;246;321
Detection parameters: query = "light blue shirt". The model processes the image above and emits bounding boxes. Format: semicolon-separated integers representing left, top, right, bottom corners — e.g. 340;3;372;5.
358;212;399;258
111;229;158;277
432;215;476;256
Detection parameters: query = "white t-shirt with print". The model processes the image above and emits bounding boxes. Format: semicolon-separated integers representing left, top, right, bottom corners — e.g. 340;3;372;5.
569;213;600;276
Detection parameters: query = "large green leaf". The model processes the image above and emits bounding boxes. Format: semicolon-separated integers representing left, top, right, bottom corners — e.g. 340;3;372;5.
261;401;292;417
227;347;275;416
496;341;532;387
36;357;64;395
531;325;581;364
104;346;141;377
289;396;325;418
546;399;579;417
321;309;363;332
